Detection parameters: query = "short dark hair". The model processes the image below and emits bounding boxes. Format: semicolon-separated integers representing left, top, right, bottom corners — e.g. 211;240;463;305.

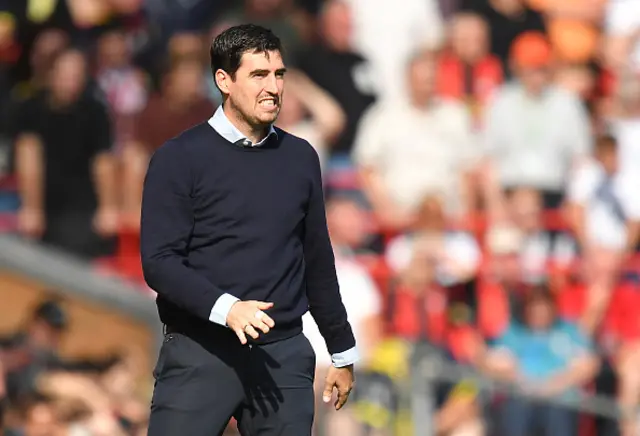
210;24;283;82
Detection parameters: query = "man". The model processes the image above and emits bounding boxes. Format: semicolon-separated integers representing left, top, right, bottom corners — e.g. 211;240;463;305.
353;50;477;229
483;31;592;210
13;48;118;259
141;24;357;436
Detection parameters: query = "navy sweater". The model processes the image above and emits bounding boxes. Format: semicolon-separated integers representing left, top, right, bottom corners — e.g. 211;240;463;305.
140;123;355;354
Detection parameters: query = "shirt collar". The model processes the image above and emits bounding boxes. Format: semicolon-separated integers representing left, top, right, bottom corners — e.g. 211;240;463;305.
208;105;278;147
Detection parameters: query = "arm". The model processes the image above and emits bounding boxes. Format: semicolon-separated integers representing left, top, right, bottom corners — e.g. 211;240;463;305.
92;152;118;211
287;70;346;144
140;141;229;321
541;353;600;395
304;147;357;365
15;133;45;238
15;133;44;213
565;162;595;249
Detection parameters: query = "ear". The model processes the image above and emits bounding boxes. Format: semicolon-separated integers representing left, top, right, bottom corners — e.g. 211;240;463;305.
215;69;231;96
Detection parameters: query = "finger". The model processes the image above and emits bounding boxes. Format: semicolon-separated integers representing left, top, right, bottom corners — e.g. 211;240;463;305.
322;381;334;403
244;325;260;340
261;313;275;328
234;329;247;345
250;318;270;334
335;389;350;410
255;301;274;310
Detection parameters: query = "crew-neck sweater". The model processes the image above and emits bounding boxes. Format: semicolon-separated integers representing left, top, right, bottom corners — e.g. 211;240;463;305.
140;122;355;354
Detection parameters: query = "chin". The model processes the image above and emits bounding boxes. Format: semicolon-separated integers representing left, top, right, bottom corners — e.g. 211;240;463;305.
257;111;279;125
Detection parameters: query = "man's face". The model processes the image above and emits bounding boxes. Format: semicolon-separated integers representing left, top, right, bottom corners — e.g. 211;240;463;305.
518;66;549;94
219;50;286;127
408;56;436;106
50;51;86;103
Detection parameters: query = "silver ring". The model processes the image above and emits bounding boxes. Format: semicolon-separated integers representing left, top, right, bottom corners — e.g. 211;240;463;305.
255;311;265;320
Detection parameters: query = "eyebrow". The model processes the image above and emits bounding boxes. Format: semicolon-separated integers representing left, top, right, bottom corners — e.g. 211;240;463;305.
250;68;288;76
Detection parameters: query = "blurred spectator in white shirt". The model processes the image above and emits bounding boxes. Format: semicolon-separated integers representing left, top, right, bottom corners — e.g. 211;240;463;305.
604;0;640;73
609;69;640;179
385;195;481;287
566;134;640;334
346;0;444;103
483;32;592;211
275;70;345;175
353;51;477;230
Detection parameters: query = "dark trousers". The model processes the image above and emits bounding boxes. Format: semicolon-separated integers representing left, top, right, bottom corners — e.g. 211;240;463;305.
499;397;577;436
148;331;316;436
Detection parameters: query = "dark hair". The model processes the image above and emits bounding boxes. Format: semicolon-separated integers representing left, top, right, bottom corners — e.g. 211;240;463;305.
32;296;67;330
210;24;283;82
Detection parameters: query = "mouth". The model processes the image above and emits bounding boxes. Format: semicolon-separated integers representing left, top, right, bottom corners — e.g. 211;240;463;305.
258;97;278;111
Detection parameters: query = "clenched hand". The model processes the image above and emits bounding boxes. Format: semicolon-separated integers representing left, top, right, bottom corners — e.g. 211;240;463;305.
323;364;355;410
226;300;275;344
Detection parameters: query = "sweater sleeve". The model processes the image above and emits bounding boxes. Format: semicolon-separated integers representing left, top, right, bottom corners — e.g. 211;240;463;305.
140;140;226;321
303;148;357;356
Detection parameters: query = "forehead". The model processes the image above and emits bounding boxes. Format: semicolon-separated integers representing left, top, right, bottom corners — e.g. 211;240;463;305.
237;50;285;72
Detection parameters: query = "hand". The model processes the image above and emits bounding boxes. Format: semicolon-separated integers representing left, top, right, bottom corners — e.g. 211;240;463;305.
93;207;120;237
226;301;276;344
322;364;355;410
17;207;45;239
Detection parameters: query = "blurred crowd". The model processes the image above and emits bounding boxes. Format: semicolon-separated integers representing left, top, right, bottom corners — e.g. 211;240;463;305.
0;297;149;436
1;0;640;435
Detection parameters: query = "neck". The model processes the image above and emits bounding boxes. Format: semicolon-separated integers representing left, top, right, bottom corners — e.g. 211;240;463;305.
224;102;270;143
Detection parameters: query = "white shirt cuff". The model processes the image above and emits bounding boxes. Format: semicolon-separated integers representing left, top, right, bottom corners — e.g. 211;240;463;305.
209;293;240;326
331;346;359;367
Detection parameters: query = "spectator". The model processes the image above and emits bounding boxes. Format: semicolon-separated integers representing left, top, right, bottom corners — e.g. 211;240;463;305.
121;59;214;229
353;51;477;230
483;31;592;212
13;48;118;259
604;0;640;73
295;0;377;164
609;69;640;178
566;134;640;334
10;29;69;103
275;69;345;174
483;286;599;436
0;298;67;404
488;188;577;284
348;0;444;103
215;0;305;61
95;28;148;153
526;0;605;64
460;0;547;75
385;195;481;288
436;12;503;125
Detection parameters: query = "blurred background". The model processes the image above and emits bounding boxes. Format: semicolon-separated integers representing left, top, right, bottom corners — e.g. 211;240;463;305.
1;0;640;435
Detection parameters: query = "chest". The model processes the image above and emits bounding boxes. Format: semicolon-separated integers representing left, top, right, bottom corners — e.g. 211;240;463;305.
191;151;311;235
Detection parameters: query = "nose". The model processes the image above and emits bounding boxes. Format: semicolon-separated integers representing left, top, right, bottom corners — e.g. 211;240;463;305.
264;73;279;94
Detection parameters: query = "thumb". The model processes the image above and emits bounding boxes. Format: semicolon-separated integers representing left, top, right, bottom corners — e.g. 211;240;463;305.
256;301;274;310
322;380;334;403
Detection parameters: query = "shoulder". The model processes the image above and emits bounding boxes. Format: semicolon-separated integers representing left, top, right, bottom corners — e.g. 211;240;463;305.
152;124;210;160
